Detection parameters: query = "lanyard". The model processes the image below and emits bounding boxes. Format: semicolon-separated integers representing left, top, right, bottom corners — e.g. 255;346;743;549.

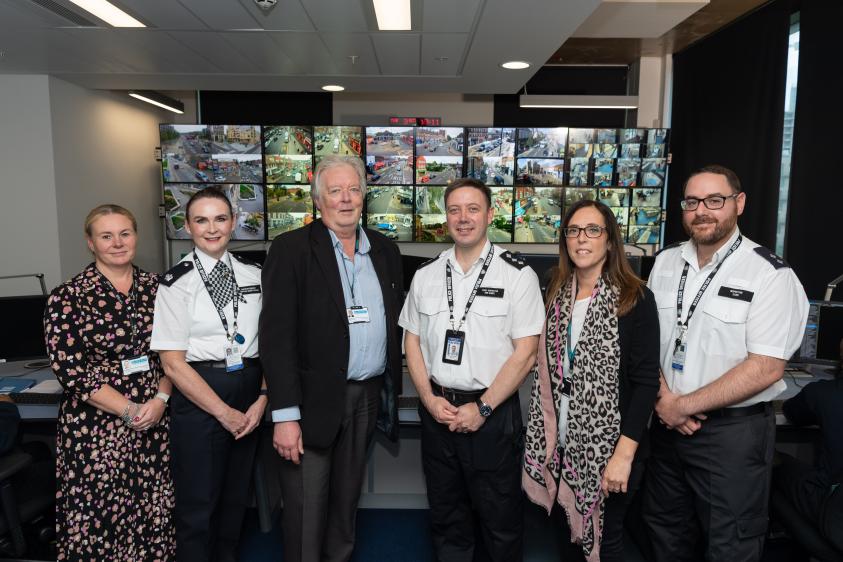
336;228;361;303
445;245;495;332
193;252;240;343
674;235;742;348
99;268;140;355
554;280;599;379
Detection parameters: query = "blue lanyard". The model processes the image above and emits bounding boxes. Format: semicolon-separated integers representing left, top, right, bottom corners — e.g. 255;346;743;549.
564;284;599;367
336;228;360;302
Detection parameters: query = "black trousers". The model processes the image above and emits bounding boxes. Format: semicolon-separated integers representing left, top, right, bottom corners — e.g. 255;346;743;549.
170;363;261;562
554;460;645;562
643;407;775;562
278;376;383;562
420;393;524;562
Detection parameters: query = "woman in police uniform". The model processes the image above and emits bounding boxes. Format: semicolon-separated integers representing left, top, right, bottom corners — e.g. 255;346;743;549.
151;187;267;562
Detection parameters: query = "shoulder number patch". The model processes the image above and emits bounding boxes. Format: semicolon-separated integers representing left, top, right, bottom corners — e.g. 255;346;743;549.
160;261;193;287
499;251;528;270
753;247;788;269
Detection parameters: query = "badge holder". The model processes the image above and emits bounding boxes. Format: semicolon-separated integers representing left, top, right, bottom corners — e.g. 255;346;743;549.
347;305;370;324
121;355;150;376
442;329;465;365
671;327;686;373
224;342;244;372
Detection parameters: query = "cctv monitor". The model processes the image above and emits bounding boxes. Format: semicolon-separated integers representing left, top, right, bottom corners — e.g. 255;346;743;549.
795;301;843;366
0;295;48;362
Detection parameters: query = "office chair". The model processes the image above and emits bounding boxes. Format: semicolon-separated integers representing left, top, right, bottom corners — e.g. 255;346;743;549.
770;484;843;562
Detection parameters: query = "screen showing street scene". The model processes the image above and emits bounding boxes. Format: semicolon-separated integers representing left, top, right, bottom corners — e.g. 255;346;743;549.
567;143;593;159
516;159;565;186
632;188;662;207
414;186;450;242
514;187;561;243
205;154;262;183
617;158;640;186
416;155;461;185
649;128;668;144
516;128;568;158
568;158;590;186
264;126;313;156
596;129;618;144
620;144;641;159
163;184;265;240
314;126;363;157
641;158;667;186
646;144;666;158
265;155;312;184
599;188;629;207
416;127;464;157
366;127;414;157
630;206;662;226
621;129;646;144
467;128;515;158
367;155;412;185
266;185;314;239
160;125;213;183
366;186;413;242
594;143;618;159
610;207;629;227
488;187;514;243
564;188;597;208
593;158;615;186
466;156;514;186
628;225;660;244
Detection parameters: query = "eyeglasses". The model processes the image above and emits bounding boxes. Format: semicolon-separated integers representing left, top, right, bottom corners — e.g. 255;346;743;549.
562;225;607;239
680;193;739;211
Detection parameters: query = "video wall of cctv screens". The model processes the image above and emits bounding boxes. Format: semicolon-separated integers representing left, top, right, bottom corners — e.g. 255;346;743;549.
159;125;669;244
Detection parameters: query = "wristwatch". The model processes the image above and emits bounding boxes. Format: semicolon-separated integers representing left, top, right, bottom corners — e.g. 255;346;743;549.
155;392;170;404
476;398;493;418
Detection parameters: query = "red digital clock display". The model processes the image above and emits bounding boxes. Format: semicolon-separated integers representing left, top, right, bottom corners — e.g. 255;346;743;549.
389;117;442;126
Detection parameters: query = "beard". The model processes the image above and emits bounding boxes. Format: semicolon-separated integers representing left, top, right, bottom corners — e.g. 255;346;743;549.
683;213;737;246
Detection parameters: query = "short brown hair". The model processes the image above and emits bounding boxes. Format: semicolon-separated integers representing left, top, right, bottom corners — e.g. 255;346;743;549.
84;204;137;237
683;164;742;194
444;178;491;208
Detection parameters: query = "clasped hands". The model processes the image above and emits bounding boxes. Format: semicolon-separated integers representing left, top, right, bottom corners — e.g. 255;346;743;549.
218;395;267;440
655;379;706;436
425;395;486;433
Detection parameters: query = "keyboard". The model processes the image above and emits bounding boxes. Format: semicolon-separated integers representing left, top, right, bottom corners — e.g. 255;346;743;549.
9;392;62;405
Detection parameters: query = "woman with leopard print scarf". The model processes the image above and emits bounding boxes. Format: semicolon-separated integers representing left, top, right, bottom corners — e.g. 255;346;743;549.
522;200;660;562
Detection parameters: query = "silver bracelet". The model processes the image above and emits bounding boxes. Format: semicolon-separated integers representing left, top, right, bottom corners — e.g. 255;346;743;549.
120;402;138;427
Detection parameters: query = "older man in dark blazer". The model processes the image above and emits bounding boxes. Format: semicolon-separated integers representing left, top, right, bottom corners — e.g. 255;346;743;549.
260;155;403;562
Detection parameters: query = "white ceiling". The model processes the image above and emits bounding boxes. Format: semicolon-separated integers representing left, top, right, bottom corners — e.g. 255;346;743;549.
0;0;706;94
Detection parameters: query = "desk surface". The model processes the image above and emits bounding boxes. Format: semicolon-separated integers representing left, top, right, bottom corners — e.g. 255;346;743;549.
0;360;59;420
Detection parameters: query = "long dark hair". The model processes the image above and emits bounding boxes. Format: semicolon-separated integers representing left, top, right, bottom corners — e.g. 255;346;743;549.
546;199;643;316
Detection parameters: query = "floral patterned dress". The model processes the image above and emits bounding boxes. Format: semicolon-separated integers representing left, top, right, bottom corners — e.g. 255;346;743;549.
44;264;175;561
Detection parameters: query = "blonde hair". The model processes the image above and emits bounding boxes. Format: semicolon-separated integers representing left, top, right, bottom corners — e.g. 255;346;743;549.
84;204;138;237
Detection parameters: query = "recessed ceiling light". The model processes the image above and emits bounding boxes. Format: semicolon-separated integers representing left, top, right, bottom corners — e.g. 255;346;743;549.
322;85;345;92
128;91;184;114
501;61;530;70
373;0;411;30
67;0;145;27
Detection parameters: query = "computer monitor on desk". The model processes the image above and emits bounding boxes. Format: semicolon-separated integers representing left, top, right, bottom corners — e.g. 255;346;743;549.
0;295;49;362
794;300;843;367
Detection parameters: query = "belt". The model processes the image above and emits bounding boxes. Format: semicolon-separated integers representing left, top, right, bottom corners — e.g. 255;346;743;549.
188;357;261;370
430;381;486;406
703;402;771;419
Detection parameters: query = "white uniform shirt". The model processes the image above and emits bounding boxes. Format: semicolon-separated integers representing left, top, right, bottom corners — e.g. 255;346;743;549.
648;228;808;406
399;240;545;391
150;248;262;361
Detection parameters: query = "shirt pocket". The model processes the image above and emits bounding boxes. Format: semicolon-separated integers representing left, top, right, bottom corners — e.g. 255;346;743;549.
653;290;676;355
700;296;750;359
417;296;448;343
470;298;510;343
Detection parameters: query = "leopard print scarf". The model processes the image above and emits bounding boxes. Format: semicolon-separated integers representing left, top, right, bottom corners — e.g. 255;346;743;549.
522;275;621;562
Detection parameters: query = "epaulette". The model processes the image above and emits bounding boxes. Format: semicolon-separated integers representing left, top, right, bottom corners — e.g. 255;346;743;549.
753;246;788;269
232;252;263;269
160;261;193;287
500;250;528;270
417;255;440;269
655;241;683;257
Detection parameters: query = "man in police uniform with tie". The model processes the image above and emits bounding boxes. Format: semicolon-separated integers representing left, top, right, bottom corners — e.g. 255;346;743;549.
643;165;809;561
399;178;545;562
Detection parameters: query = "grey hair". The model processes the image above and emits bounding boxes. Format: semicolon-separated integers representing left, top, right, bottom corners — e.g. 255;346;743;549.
312;155;368;200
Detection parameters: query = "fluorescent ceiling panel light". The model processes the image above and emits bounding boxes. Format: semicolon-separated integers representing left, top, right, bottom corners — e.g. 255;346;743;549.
128;91;184;114
67;0;145;27
322;84;345;92
373;0;411;30
519;95;638;109
501;61;530;70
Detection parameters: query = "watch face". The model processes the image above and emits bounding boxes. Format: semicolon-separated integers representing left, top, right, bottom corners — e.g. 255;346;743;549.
479;402;492;417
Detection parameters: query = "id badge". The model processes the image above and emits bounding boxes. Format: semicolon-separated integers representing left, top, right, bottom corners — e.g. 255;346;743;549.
224;343;244;372
347;305;370;324
442;329;465;365
121;355;150;376
671;343;686;373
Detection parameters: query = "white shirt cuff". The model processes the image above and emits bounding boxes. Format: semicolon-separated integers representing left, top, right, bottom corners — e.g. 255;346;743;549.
272;406;301;422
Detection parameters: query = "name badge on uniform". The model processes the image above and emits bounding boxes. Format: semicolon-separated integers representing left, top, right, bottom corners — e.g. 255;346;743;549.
442;329;465;365
121;355;150;376
671;343;686;373
347;305;370;324
224;343;244;372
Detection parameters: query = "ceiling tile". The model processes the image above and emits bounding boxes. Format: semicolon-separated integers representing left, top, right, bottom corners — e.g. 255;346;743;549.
270;32;336;74
237;0;315;31
219;31;300;73
302;0;368;32
421;33;466;75
176;0;261;30
422;0;481;32
320;33;380;74
111;0;210;30
371;34;419;75
0;0;90;28
167;31;262;73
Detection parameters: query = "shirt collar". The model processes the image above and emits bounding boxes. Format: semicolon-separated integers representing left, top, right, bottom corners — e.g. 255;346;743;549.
193;246;230;271
328;226;370;256
682;226;741;270
446;239;492;275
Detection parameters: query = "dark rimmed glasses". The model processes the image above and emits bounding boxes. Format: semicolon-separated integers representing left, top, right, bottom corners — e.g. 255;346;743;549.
680;193;739;211
561;225;607;239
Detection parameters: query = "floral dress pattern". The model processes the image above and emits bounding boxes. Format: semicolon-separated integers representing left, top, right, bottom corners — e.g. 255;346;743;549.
45;264;175;561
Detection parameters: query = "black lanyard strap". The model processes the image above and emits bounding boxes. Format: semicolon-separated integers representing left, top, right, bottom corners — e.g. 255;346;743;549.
193;252;239;342
336;228;361;303
675;235;742;347
445;245;495;332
